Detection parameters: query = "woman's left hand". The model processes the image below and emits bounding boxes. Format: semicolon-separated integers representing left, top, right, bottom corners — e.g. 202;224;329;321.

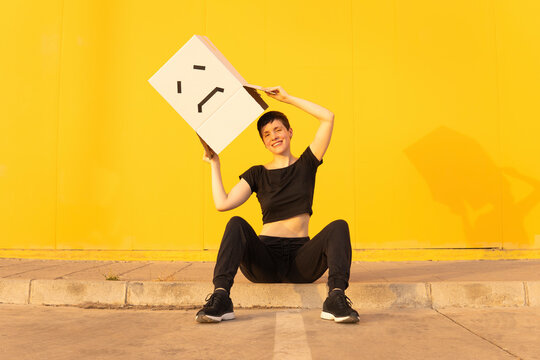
263;86;290;103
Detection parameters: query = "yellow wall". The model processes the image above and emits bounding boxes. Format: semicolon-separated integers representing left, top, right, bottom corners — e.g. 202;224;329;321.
1;0;540;258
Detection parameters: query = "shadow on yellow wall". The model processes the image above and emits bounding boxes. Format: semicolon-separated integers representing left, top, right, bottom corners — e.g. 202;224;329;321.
405;126;540;249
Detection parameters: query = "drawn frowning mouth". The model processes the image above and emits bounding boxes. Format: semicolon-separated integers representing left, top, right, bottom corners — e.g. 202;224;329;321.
197;87;224;113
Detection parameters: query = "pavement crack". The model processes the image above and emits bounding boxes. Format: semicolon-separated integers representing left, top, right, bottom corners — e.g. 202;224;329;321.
4;264;63;278
117;263;151;276
170;262;193;277
434;309;522;359
54;262;113;279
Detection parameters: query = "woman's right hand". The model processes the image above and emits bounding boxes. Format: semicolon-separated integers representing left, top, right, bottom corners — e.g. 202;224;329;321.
263;86;291;103
203;150;219;164
198;135;218;163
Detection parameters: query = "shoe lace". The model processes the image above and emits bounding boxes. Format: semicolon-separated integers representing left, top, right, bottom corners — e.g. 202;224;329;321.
334;291;354;311
203;292;225;309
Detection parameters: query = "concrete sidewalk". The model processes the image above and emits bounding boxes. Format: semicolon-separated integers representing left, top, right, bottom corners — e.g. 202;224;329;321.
1;258;540;309
3;305;540;359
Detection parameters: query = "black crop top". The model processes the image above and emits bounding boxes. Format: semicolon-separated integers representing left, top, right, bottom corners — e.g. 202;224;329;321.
240;146;322;224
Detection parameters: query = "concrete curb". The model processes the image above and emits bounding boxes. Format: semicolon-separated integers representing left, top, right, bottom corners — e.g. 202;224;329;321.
1;280;540;309
30;280;127;306
430;282;527;308
0;279;30;304
527;281;540;307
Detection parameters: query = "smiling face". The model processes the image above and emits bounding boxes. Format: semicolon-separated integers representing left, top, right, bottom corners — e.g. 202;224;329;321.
261;119;293;155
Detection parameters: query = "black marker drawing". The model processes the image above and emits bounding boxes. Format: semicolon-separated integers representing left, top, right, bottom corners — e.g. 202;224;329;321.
198;87;224;113
176;64;225;113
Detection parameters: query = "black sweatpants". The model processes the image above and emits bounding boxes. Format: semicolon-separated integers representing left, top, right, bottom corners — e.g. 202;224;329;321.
213;216;352;294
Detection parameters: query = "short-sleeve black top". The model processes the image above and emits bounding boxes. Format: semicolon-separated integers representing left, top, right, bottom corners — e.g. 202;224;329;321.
239;146;323;224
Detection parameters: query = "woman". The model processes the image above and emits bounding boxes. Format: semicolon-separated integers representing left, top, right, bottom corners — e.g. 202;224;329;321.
196;86;358;323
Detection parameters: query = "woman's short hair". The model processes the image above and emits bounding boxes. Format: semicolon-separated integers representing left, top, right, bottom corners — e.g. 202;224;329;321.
257;111;290;139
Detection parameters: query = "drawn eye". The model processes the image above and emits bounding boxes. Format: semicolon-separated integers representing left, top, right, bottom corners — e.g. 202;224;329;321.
177;65;206;94
176;64;225;113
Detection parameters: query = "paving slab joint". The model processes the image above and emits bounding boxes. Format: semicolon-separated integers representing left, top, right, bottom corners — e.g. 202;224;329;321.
27;279;33;305
434;309;520;359
124;281;129;305
425;282;433;309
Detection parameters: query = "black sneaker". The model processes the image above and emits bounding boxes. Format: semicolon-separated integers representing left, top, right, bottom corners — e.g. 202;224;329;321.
195;290;235;323
321;290;359;323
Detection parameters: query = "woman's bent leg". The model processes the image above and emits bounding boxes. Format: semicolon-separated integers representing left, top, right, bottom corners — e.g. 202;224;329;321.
213;216;278;293
287;220;352;291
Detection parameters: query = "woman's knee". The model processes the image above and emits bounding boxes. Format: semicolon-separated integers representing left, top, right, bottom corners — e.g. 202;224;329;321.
326;220;351;248
225;216;249;231
329;219;350;236
222;216;255;245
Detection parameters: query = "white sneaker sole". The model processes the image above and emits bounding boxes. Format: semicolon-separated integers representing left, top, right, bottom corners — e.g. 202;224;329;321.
196;312;235;323
320;311;359;323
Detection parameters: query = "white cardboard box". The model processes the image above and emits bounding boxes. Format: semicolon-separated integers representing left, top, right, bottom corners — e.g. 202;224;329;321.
148;35;268;154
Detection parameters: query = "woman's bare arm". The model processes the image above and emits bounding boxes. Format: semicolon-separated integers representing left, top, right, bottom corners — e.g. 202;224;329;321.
263;86;334;161
204;152;252;211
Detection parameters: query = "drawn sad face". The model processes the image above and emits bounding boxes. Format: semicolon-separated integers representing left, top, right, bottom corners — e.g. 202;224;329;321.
148;35;267;154
176;64;225;114
148;35;246;131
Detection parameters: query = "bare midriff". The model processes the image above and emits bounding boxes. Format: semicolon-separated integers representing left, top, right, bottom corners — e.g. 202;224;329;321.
259;213;310;238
